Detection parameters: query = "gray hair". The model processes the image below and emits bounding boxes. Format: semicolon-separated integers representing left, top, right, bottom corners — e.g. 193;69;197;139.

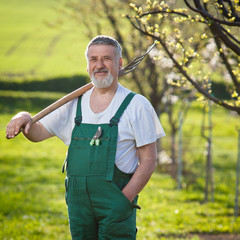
85;35;122;60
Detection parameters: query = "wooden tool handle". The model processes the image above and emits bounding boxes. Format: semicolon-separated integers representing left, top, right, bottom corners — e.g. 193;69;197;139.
31;82;93;124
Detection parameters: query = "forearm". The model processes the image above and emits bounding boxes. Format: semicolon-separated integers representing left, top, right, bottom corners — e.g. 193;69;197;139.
6;111;54;142
23;122;53;142
122;159;156;202
122;142;157;202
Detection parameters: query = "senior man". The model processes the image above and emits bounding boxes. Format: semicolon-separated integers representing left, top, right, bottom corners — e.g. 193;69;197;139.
6;35;165;239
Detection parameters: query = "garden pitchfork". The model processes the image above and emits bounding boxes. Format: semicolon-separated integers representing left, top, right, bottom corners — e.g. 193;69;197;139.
6;41;157;139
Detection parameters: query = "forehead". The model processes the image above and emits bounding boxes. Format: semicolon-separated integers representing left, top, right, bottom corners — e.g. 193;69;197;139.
87;44;116;57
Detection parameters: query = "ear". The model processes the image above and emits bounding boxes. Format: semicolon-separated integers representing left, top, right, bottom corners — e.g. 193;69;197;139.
119;58;123;70
86;62;89;73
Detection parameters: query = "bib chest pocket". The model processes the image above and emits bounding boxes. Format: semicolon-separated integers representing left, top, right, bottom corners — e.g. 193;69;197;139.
67;125;111;176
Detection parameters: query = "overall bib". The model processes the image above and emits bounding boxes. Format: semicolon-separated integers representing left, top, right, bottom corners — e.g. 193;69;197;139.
63;92;140;240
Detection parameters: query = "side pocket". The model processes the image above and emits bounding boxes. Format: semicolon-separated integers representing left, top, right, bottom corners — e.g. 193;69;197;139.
132;195;141;209
65;177;69;205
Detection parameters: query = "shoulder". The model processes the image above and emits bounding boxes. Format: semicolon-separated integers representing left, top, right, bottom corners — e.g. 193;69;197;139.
119;91;156;125
59;97;78;114
118;84;150;106
118;84;154;113
117;84;131;97
118;84;151;106
132;94;151;107
129;93;154;117
82;87;93;101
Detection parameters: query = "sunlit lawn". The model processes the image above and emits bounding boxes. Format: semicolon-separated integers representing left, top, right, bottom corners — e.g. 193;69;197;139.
1;0;240;239
0;0;89;79
0;91;240;240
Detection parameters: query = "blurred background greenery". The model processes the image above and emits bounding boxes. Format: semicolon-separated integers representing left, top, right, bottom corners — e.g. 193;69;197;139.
0;0;240;239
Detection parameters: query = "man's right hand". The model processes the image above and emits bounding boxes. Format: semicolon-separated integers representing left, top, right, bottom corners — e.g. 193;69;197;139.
6;111;32;139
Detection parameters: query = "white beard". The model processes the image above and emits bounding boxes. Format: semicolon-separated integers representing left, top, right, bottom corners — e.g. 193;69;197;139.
91;71;114;89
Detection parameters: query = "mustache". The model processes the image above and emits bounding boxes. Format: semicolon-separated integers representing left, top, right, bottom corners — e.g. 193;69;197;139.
93;68;109;73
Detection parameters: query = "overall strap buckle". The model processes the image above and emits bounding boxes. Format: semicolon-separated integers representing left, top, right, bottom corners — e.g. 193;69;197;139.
74;96;83;126
109;116;119;127
75;116;82;126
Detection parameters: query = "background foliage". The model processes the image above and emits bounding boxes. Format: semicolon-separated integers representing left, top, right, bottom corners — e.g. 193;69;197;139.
0;0;240;239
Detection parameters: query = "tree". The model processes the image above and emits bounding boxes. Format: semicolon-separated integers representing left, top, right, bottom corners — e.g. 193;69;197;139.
51;0;198;178
126;0;240;114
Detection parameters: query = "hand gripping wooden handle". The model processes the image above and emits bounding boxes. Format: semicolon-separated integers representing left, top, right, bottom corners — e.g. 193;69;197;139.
31;82;93;124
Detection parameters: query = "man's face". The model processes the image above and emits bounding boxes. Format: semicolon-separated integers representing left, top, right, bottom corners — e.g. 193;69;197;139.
87;44;122;88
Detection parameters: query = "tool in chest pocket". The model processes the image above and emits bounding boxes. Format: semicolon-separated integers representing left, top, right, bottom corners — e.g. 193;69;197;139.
90;126;102;146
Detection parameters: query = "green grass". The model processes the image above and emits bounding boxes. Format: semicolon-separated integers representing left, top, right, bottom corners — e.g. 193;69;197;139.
0;128;69;240
0;91;240;240
0;0;90;79
1;1;240;239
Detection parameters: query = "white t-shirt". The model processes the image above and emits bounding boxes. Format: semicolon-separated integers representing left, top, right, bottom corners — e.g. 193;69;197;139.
40;83;165;173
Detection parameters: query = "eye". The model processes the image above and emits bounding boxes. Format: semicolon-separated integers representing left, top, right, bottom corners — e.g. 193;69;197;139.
104;56;111;60
90;57;97;62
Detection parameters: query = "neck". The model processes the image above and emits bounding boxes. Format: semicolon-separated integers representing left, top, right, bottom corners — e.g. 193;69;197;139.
93;80;118;95
90;81;119;113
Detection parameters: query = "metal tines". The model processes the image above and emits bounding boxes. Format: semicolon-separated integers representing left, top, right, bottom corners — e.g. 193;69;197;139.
118;40;158;76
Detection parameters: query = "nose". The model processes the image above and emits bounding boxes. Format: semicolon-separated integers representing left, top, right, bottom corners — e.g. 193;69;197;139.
96;59;105;69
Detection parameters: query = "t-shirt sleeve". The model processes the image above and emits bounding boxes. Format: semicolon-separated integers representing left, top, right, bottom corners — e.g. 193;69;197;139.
130;95;165;148
39;99;77;145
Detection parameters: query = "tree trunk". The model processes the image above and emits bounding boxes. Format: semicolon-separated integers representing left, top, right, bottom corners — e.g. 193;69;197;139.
177;111;183;189
203;100;214;203
234;130;240;218
171;125;178;179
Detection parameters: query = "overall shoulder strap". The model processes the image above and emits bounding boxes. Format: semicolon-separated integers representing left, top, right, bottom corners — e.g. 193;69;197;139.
62;96;82;173
110;92;136;127
74;96;82;126
106;91;136;181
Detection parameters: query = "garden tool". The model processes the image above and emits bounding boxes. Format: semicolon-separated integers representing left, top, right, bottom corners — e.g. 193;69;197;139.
6;41;157;139
89;126;102;146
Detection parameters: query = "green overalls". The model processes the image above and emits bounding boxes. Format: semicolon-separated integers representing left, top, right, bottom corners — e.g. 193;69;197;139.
63;92;140;240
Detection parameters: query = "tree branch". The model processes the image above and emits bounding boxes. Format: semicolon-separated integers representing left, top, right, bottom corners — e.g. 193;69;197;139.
212;33;240;95
188;0;240;55
208;20;240;55
126;15;240;115
217;0;240;22
138;5;240;51
184;0;240;26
